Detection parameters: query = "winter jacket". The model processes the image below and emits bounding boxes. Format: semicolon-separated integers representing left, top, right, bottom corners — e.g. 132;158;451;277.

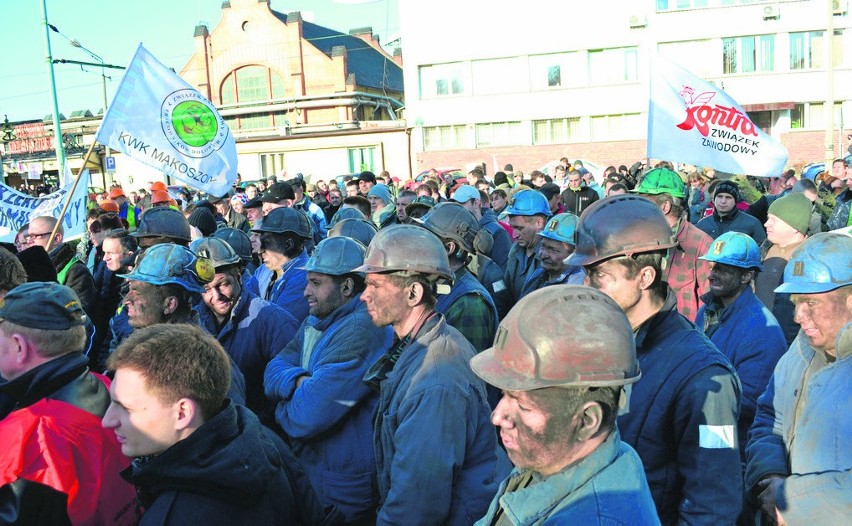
745;324;852;525
223;209;251;233
0;353;136;525
755;241;802;346
374;314;510;525
125;402;306;525
294;196;328;245
826;188;852;230
663;218;712;322
621;289;743;525
436;267;499;354
696;286;787;461
475;430;660;526
518;264;585;300
696;207;767;244
560;186;599;216
196;288;299;425
246;251;310;324
498;240;541;318
688;185;712;224
264;298;393;522
50;242;96;318
479;208;512;270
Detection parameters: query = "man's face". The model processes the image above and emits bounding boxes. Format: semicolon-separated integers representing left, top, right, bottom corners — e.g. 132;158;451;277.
359;180;374;195
714;193;736;214
792;288;851;354
201;272;241;322
765;214;801;246
831;161;846;178
102;237;130;273
257;181;267;192
346;184;359;197
246;186;258;199
396;195;414;222
490;193;507;212
538;238;573;275
318;181;329;193
476;181;490;194
305;272;346;319
706;262;746;303
124;280;167;328
214;200;229;216
567;174;582;190
262;201;286;215
25;218;57;250
583;173;594;186
491;390;580;476
245;207;263;223
508;215;543;248
584;259;643;315
259;233;287;271
102;368;180;458
250;231;261;254
329;190;343;206
368;196;385;213
531;176;545;188
361;273;409;328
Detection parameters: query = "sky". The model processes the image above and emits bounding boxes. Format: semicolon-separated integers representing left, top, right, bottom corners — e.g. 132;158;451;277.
0;0;399;123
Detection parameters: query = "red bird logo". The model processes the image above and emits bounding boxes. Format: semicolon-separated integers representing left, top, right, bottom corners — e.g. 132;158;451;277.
679;86;715;107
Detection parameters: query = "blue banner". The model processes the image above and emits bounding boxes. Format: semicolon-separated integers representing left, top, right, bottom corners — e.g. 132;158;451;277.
0;170;89;243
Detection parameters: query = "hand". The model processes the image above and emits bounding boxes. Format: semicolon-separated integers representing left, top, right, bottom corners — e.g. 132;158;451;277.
756;476;785;524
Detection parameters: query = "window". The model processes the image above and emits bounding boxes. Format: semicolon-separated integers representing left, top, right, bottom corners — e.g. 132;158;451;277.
260;153;286;179
348;147;375;173
532;118;582;145
472;57;527;95
220;66;287;130
590;114;642;142
423;125;469;151
657;0;709;11
475;122;523;148
419;63;469;98
790;30;843;70
723;35;774;74
588;48;638;85
790;102;843;129
529;52;586;89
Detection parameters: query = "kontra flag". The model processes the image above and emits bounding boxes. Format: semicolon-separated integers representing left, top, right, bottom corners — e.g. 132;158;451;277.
647;55;788;177
96;44;237;196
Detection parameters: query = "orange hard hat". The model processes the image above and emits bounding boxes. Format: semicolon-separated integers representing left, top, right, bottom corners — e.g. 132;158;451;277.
100;199;120;213
151;190;171;204
150;181;168;192
108;187;125;199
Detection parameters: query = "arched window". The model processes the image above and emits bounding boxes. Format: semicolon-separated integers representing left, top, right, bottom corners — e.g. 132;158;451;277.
220;66;287;130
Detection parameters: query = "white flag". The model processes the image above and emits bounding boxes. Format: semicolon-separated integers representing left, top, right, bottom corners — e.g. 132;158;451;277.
0;170;89;242
96;44;237;196
647;55;788;177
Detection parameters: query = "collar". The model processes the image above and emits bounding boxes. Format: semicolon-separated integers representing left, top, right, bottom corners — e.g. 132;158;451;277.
712;206;740;222
634;287;678;350
0;352;89;410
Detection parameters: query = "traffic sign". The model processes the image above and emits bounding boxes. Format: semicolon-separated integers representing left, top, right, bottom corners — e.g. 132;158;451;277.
105;156;116;172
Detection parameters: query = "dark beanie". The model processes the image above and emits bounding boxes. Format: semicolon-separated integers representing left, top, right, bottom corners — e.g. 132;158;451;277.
188;207;218;237
16;245;58;283
494;171;508;187
768;192;812;235
714;180;740;201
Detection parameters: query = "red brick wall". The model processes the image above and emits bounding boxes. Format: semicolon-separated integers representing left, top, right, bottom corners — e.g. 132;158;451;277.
416;129;852;176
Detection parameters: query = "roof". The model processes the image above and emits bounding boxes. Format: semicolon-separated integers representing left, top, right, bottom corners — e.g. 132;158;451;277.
272;11;403;92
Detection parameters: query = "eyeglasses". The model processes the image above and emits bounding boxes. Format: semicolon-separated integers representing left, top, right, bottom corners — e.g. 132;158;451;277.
26;232;51;240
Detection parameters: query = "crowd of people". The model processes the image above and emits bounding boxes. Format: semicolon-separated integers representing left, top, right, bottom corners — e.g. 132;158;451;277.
0;157;850;525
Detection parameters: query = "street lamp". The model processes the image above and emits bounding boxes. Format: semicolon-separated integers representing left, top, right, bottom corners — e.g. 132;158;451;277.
0;115;16;182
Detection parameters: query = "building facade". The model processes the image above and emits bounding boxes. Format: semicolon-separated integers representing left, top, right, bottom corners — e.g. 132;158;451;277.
400;0;852;176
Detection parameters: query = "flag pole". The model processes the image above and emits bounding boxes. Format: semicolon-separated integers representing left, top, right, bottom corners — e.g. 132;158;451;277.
47;140;98;247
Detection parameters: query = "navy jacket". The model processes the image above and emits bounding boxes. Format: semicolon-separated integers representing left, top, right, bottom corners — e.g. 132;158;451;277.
125;402;304;525
696;286;787;460
620;289;743;525
696;208;766;244
246;251;310;324
196;288;299;425
479;209;512;270
374;314;510;525
265;298;392;522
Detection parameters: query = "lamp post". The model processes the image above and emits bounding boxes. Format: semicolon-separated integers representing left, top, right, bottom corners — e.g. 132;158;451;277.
40;0;66;180
1;115;17;183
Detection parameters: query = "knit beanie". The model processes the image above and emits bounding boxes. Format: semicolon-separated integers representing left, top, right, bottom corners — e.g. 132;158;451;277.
767;192;812;235
188;207;218;237
367;184;394;205
713;180;740;201
16;245;58;283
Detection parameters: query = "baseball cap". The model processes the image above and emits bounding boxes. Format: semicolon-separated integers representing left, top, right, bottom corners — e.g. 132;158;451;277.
0;282;84;330
261;182;296;203
451;185;481;203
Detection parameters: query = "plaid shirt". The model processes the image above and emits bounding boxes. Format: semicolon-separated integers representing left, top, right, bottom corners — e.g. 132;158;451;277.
664;219;713;322
444;292;497;354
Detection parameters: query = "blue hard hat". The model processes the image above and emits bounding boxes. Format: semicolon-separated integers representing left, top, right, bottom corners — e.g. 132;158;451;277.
538;213;579;245
505;189;551;217
119;243;214;294
699;231;763;271
775;232;852;294
301;236;366;276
